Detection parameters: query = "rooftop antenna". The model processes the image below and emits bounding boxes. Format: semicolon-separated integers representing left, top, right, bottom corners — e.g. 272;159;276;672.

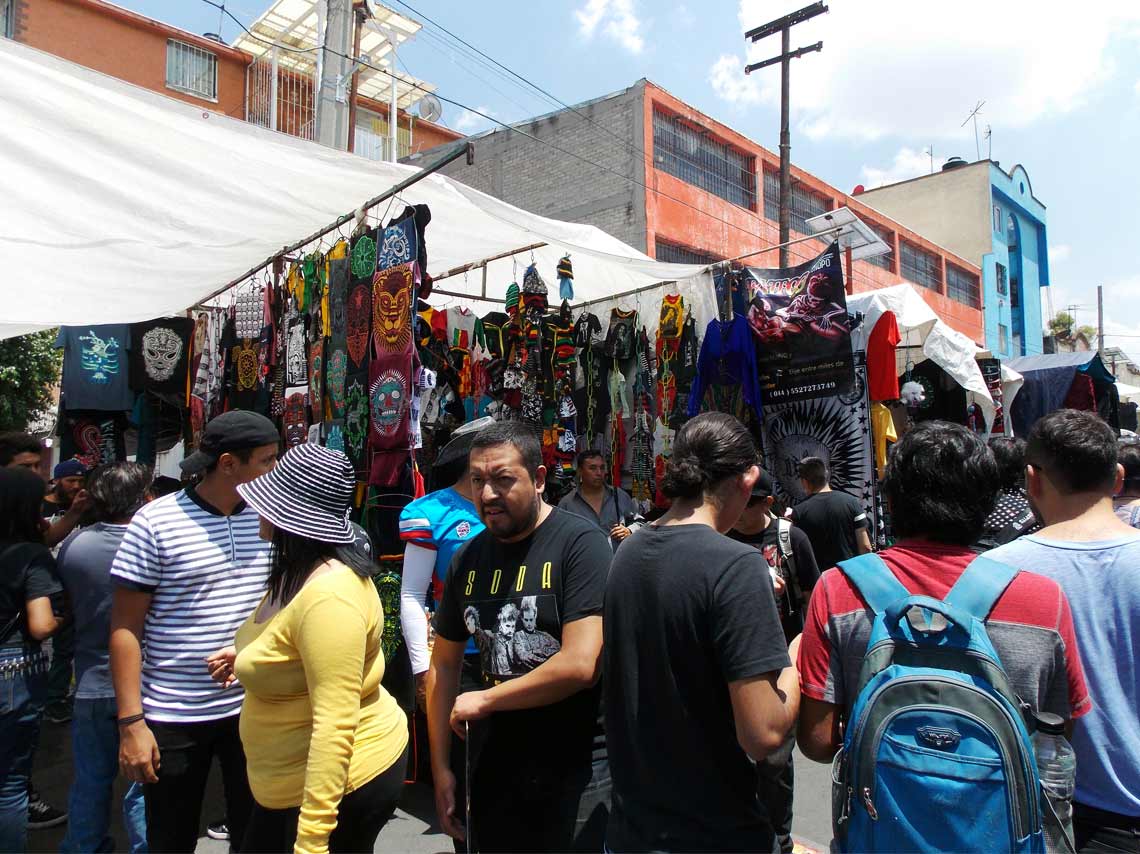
961;100;985;161
984;125;992;160
922;145;934;174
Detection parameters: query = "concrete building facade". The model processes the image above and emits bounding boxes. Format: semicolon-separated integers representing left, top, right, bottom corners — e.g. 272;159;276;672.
4;0;461;158
858;159;1049;359
435;78;985;343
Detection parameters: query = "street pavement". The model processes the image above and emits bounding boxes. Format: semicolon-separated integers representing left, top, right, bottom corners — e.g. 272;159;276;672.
30;713;833;853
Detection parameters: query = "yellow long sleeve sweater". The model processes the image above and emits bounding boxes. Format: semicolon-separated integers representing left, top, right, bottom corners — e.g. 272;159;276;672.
234;564;408;854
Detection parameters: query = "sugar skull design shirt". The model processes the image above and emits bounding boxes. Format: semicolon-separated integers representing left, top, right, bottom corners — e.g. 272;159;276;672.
56;324;135;412
129;317;194;397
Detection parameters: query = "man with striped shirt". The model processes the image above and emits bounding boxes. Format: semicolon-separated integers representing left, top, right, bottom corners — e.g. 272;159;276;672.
110;412;279;852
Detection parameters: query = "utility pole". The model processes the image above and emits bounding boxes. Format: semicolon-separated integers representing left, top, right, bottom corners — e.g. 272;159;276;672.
744;2;827;268
315;0;353;150
1098;285;1104;357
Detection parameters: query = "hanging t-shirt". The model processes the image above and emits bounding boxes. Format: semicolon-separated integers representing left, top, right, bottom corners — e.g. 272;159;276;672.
59;410;127;469
445;307;483;352
604;308;637;361
55;325;135;411
433;508;612;774
870;401;898;476
129;317;194;398
284;313;309;387
687;315;763;423
867;310;901;401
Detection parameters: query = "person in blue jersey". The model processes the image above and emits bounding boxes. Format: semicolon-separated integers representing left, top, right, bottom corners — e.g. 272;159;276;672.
399;417;493;694
109;411;279;853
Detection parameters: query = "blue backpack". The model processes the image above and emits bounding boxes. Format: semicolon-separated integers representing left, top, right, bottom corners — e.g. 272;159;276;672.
832;553;1045;854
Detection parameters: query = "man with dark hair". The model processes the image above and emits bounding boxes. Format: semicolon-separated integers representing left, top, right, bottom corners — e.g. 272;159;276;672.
798;422;1090;784
789;455;871;571
58;463;152;853
0;431;44;470
427;420;614;852
558;449;638;551
978;437;1039;549
990;410;1140;850
110;411;279;852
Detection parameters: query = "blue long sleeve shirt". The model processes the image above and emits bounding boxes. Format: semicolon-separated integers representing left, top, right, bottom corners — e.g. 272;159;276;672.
687;315;763;422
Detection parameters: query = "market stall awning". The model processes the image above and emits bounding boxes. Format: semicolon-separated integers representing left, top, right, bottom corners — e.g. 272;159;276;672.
0;37;710;340
847;284;998;429
1005;351;1116;436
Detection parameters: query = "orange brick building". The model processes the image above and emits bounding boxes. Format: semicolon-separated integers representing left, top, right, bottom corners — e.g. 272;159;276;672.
439;79;984;343
4;0;461;158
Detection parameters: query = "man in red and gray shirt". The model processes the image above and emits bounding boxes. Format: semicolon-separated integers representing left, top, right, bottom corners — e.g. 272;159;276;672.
797;421;1090;769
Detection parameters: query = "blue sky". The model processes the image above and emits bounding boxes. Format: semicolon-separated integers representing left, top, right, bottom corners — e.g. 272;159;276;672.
123;0;1140;358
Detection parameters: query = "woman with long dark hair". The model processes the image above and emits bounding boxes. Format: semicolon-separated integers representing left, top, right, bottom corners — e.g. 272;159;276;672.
602;412;801;853
0;467;64;852
209;443;409;853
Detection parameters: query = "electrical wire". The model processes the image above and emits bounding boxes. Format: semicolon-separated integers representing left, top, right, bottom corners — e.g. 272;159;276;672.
197;0;775;245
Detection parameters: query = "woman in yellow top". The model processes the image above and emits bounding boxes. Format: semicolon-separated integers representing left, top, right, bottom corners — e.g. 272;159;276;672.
211;443;408;854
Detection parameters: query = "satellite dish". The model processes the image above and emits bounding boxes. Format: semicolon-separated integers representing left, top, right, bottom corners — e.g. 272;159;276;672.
416;94;443;123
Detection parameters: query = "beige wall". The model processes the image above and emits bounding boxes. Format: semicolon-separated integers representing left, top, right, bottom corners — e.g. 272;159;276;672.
859;162;993;261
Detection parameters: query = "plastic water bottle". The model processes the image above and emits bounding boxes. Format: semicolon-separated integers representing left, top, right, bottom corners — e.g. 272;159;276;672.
1033;712;1076;828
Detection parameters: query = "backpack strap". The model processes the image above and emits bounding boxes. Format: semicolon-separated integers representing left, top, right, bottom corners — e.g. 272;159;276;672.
837;553;910;615
775;516;794;561
943;555;1020;621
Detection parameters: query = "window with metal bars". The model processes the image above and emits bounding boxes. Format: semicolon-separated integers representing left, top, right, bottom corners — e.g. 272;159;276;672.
899;240;942;291
864;221;894;271
655;239;719;266
652;110;756;210
946;264;980;308
166;39;218;101
762;170;831;235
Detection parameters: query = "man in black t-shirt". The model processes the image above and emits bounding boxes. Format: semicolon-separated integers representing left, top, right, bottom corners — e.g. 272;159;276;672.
729;471;819;854
427;421;613;853
788;456;872;571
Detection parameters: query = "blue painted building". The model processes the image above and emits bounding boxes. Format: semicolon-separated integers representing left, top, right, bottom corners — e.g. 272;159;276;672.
859;158;1049;359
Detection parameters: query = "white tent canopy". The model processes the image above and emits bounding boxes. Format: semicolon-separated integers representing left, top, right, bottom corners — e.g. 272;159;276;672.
846;284;1017;432
0;37;712;341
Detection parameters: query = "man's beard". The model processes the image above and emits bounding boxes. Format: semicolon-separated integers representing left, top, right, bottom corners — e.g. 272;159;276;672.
489;494;541;541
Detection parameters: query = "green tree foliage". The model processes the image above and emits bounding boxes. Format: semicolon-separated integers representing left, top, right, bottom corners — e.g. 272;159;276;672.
0;330;61;433
1049;311;1074;339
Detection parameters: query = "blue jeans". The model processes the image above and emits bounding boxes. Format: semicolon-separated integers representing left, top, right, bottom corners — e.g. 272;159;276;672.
60;697;147;854
0;647;48;853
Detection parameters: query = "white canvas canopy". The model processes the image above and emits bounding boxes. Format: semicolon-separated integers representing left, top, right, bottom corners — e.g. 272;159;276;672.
846;283;1020;432
0;37;713;341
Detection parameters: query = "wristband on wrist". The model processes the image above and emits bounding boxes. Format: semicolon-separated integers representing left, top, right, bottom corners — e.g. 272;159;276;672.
117;713;145;727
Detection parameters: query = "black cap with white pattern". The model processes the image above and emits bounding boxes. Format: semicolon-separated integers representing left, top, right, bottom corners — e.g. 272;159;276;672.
236;443;355;544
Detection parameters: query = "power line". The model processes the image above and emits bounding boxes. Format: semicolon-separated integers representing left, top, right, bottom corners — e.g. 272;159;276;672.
198;0;782;246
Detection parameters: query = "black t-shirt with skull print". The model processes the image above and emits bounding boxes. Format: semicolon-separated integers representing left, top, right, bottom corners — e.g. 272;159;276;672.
129;317;194;396
435;507;613;772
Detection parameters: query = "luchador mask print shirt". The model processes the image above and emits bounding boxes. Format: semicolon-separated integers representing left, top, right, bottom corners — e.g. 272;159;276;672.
129;317;194;396
434;507;613;768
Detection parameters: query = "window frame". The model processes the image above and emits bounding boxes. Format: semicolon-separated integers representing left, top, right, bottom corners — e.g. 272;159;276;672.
1;0;13;38
898;239;942;292
993;204;1002;234
165;39;219;102
762;169;831;235
652;108;756;211
654;239;720;266
946;264;981;309
995;262;1008;296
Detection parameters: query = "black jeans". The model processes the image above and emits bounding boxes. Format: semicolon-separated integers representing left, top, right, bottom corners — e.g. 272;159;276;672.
1075;802;1140;853
241;745;409;853
144;716;254;853
757;735;795;854
470;756;611;854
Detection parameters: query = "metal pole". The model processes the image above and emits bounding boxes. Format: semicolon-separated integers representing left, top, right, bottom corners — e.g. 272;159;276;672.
269;47;278;132
389;29;399;163
1098;285;1104;357
778;25;791;268
200;140;473;303
347;7;363;154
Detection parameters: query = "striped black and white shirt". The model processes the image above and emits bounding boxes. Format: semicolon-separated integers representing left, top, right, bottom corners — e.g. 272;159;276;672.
111;488;270;723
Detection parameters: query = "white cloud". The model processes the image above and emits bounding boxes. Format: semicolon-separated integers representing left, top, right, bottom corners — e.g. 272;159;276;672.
715;1;1140;141
1048;244;1072;264
708;55;762;105
575;0;645;54
860;147;944;188
1135;79;1140;95
453;105;494;134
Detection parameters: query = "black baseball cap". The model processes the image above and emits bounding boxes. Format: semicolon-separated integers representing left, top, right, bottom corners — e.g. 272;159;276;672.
750;469;776;499
180;411;280;475
434;416;496;469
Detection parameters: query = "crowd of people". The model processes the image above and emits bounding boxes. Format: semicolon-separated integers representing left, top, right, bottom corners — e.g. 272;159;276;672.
0;406;1138;853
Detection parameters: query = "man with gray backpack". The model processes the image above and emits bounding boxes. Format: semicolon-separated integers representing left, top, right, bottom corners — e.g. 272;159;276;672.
796;421;1091;852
